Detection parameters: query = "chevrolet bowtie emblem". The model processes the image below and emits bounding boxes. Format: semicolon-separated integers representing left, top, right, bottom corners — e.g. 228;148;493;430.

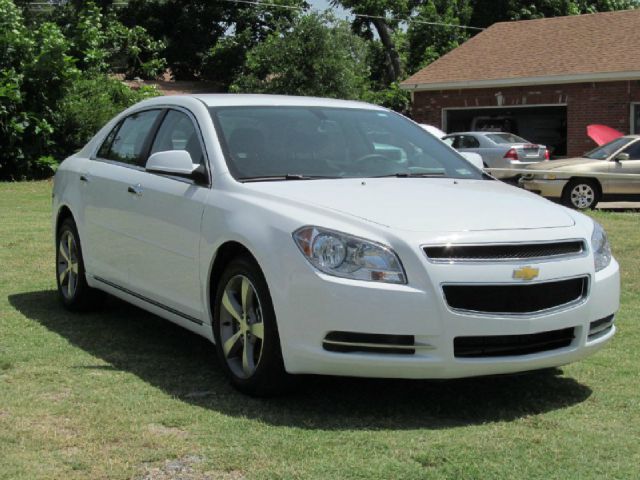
513;266;539;281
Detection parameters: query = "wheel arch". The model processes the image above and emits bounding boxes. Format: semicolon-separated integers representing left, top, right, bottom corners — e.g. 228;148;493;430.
564;176;603;197
207;241;264;327
55;204;75;236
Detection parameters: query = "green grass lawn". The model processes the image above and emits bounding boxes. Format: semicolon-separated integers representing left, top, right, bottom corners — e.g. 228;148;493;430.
1;181;639;480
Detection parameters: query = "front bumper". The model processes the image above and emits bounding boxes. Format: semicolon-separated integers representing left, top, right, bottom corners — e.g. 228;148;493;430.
274;241;619;379
520;177;568;198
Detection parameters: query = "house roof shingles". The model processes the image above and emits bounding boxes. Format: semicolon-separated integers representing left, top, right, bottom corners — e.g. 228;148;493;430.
401;9;640;90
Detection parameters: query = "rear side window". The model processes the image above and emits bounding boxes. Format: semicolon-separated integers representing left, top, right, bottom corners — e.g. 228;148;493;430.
98;110;161;165
460;135;480;148
150;110;205;166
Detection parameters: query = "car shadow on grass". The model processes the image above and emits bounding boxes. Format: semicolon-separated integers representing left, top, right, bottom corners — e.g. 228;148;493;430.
9;289;593;431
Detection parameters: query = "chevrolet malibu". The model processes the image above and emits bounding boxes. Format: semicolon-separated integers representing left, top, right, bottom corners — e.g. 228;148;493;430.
52;95;619;396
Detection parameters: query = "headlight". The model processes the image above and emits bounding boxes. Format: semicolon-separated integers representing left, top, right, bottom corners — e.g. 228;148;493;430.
591;221;612;272
293;226;406;284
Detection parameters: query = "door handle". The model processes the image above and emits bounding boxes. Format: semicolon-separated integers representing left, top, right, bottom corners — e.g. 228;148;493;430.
80;174;90;183
127;184;143;196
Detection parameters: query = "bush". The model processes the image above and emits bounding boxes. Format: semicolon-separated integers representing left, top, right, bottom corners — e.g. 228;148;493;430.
51;76;158;160
0;0;163;180
0;0;78;180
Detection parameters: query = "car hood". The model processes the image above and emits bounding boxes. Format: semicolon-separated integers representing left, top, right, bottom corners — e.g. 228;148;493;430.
246;178;575;232
525;158;598;171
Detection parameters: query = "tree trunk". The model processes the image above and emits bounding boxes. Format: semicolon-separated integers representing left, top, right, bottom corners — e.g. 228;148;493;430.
371;17;402;82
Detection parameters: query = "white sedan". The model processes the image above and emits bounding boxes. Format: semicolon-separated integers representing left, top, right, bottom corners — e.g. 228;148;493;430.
52;95;619;395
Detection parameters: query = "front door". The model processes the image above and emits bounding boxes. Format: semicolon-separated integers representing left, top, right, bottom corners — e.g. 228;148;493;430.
126;109;210;321
607;139;640;196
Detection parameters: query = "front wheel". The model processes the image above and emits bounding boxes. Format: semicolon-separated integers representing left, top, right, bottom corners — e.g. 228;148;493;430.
212;255;290;396
56;217;103;311
562;179;600;210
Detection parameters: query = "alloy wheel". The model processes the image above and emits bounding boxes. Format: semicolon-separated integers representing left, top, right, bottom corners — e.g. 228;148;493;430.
218;275;265;379
57;230;79;300
570;183;595;209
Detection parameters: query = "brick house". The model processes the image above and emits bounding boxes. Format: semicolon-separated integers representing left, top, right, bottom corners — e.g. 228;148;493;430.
401;9;640;157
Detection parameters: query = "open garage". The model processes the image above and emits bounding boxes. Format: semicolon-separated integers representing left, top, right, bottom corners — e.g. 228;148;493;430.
444;105;567;156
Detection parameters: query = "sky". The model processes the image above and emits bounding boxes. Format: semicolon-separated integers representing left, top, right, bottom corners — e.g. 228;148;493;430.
308;0;349;18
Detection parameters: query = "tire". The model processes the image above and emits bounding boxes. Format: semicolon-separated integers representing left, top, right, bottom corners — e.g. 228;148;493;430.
56;217;104;311
562;179;600;210
212;255;290;396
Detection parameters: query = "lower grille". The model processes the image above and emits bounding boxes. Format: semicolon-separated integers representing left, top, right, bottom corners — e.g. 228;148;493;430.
454;327;575;358
588;315;614;340
323;331;416;355
443;277;588;314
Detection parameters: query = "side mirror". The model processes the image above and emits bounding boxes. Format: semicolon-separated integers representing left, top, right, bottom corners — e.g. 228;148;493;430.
459;151;484;170
613;152;630;162
146;150;198;176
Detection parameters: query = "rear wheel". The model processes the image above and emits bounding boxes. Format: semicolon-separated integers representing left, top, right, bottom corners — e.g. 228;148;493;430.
562;179;600;210
212;255;290;396
56;217;103;310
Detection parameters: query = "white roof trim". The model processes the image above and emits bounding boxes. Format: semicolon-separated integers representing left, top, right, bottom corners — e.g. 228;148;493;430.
401;70;640;91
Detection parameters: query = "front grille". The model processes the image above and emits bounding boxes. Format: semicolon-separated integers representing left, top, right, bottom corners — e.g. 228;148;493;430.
443;277;588;314
323;331;416;355
588;314;614;340
424;241;584;262
454;327;575;358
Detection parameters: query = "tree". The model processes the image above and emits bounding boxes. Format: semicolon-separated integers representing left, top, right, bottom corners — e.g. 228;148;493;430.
231;13;369;100
121;0;307;84
406;0;472;74
331;0;415;83
469;0;640;28
0;0;78;179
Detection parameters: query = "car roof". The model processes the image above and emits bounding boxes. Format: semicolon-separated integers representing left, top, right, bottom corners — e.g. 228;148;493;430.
142;94;387;111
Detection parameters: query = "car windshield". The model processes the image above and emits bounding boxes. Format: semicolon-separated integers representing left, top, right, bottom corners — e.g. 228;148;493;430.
210;106;485;181
486;133;529;144
584;137;634;160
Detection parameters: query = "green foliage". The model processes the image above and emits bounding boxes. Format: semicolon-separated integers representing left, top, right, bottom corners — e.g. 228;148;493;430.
0;0;78;180
469;0;640;27
0;0;161;180
51;76;158;159
231;13;370;100
52;1;166;79
406;0;472;74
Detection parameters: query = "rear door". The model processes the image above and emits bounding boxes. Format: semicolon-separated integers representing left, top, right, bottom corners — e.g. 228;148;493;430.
126;108;210;321
82;109;163;288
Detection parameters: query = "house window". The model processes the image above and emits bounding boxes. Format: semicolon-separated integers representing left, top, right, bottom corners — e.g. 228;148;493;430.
633;103;640;134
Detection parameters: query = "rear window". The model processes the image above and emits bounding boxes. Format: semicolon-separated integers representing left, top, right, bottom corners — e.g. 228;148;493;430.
486;133;529;145
98;109;161;165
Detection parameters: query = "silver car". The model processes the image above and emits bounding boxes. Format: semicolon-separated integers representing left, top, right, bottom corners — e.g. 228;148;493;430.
443;132;549;179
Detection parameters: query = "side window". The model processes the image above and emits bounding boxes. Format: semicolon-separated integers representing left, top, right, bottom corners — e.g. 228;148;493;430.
460;135;480;148
102;110;161;165
622;140;640;160
150;110;205;166
97;123;120;159
451;136;462;149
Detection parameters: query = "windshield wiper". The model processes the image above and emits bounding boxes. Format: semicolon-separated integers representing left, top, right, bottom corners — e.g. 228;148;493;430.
370;172;446;178
239;174;339;182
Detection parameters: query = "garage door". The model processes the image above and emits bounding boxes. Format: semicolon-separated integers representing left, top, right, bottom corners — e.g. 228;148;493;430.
444;106;567;157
